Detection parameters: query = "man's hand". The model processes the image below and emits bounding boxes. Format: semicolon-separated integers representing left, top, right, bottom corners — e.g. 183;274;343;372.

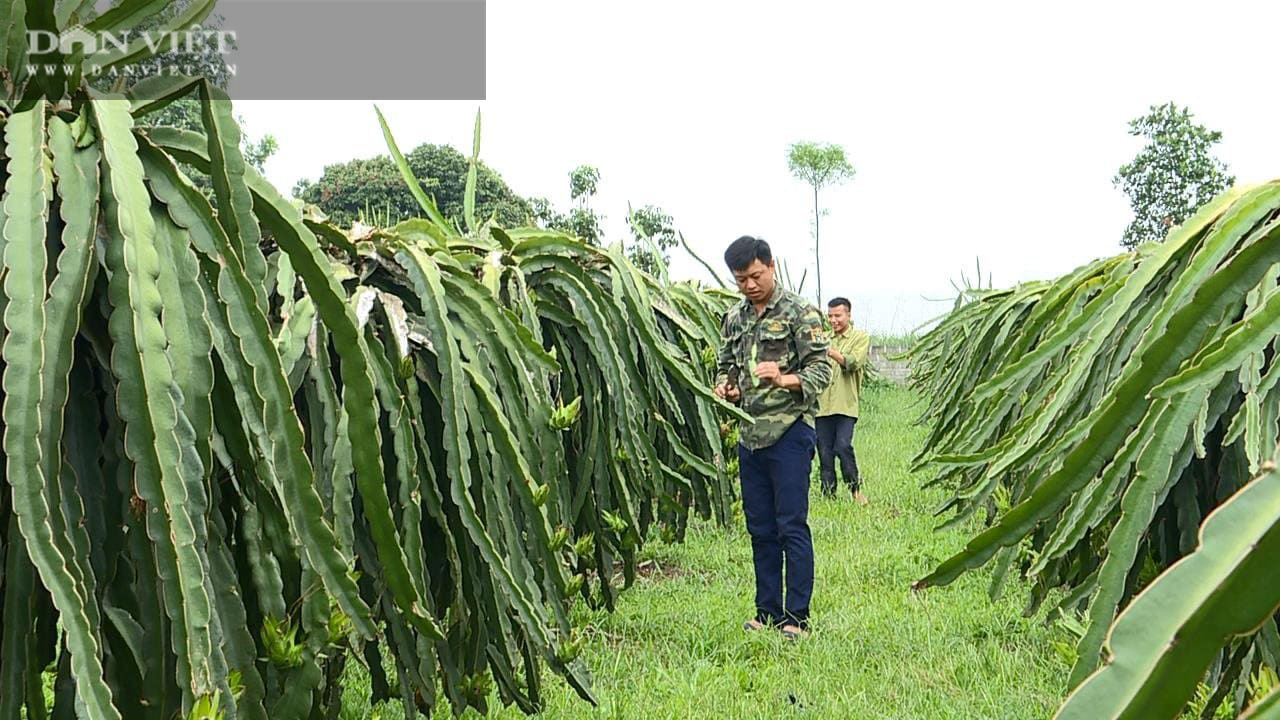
827;347;846;366
714;383;741;402
753;361;783;386
754;362;803;391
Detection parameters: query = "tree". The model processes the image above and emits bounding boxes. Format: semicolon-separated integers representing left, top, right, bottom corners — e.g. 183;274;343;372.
565;165;604;245
530;170;677;270
1114;102;1234;249
788;141;854;305
626;204;677;275
563;207;604;245
569;165;600;205
529;165;605;244
528;196;562;228
294;144;532;229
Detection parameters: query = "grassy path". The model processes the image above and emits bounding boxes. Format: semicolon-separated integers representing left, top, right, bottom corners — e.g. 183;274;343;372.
345;384;1070;719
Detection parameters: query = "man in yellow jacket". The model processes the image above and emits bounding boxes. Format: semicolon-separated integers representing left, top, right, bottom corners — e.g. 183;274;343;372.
816;297;870;503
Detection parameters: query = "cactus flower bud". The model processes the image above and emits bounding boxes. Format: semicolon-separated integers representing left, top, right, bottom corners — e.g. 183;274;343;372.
571;532;595;558
549;396;582;430
564;573;585;596
531;483;550;507
549;527;571;552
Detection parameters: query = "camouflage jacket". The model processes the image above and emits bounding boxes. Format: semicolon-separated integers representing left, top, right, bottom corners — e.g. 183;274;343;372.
714;285;832;450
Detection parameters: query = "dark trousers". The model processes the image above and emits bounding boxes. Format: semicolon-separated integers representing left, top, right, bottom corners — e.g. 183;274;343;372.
738;420;817;629
816;414;859;496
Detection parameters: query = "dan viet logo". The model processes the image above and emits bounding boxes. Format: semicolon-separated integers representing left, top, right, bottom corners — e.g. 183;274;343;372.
26;25;236;78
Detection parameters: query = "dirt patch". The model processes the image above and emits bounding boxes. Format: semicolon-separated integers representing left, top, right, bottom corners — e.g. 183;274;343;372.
580;557;690;590
599;557;688;584
630;557;687;581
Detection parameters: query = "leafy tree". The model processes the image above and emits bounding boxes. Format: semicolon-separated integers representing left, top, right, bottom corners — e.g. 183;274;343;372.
567;165;604;244
787;141;854;305
626;204;677;274
530;170;678;269
529;165;604;244
563;207;604;246
570;165;601;205
528;196;563;227
294;144;532;229
243;134;279;173
1114;102;1234;249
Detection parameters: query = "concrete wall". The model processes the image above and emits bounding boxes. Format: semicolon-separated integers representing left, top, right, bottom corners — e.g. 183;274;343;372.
869;344;912;384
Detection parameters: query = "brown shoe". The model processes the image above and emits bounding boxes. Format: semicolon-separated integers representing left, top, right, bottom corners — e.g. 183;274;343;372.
781;624;808;641
853;491;869;506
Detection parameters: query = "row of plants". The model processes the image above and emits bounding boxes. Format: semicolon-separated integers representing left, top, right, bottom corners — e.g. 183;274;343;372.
0;5;745;718
908;183;1280;718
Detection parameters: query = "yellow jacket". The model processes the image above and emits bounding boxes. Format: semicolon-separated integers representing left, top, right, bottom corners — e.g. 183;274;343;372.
818;326;869;419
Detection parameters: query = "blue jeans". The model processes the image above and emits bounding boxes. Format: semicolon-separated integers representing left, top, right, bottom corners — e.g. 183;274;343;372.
738;420;817;629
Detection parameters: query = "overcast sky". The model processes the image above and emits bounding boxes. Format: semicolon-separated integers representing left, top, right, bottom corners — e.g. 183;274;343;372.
236;0;1280;335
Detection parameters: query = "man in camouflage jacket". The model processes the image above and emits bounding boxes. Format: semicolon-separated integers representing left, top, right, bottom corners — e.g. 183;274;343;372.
714;236;832;638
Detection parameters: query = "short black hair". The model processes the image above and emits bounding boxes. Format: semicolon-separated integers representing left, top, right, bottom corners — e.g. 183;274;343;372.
724;235;772;272
828;297;851;311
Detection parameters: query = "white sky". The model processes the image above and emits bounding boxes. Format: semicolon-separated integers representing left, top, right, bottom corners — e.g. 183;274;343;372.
235;0;1280;335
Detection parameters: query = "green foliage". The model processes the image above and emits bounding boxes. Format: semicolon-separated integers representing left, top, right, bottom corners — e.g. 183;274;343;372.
787;141;855;190
626;204;677;275
87;6;276;193
137;95;277;195
562;206;604;245
548;395;583;430
261;616;305;670
342;385;1070;719
869;332;918;348
530;168;680;270
110;2;237;90
529;165;605;245
1114;102;1235;250
908;183;1280;719
569;164;600;203
0;16;745;718
787;141;854;305
293;142;532;230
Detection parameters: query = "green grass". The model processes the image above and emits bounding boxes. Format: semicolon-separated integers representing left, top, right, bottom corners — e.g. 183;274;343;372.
868;332;918;348
343;385;1072;719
